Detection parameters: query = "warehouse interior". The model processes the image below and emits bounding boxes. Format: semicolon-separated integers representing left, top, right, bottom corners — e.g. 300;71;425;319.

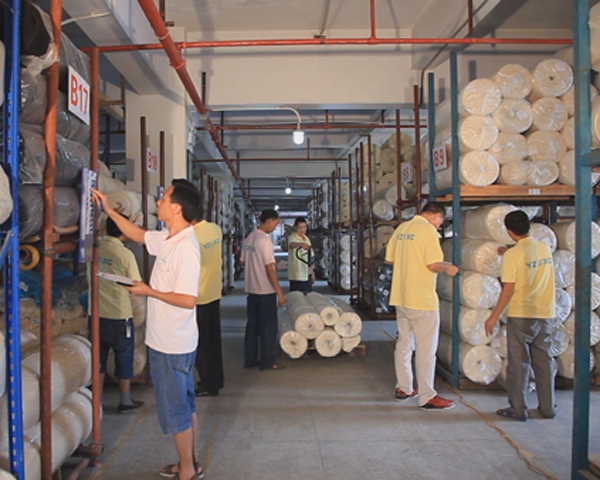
3;0;600;479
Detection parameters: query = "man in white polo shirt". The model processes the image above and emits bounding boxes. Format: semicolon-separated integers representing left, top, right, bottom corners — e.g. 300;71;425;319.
241;209;287;370
92;179;203;480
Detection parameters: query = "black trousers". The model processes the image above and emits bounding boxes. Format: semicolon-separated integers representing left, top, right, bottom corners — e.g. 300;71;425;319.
244;293;278;369
195;300;224;394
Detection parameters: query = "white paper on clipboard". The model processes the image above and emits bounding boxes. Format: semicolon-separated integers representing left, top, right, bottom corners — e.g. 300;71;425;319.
98;272;136;286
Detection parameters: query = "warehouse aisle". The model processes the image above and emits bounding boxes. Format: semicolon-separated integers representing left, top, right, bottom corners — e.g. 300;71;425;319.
68;280;600;480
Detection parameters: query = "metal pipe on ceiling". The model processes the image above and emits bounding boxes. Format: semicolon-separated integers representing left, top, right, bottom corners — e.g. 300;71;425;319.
194;158;343;163
198;123;428;131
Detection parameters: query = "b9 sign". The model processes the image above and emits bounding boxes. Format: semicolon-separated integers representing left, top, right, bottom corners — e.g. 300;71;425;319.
147;148;158;174
68;66;90;125
432;144;448;172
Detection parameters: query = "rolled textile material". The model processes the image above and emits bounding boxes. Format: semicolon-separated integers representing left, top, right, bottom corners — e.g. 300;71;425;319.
342;335;361;353
384;131;413;155
377;173;397;190
498;160;529;186
437;271;501;310
566;273;600;310
529;223;558;253
439;300;499;345
339;263;351;278
564;311;600;346
340;275;352;291
530;58;573;99
278;307;308;359
0;469;16;479
0;164;12;226
131;295;146;328
550;322;570;357
437;333;502;385
306;292;340;326
442;238;503;277
531;97;568;132
494;63;533;99
0;332;4;397
97;174;126;194
286;291;324;339
527;130;567;163
557;150;600;187
372;199;394;221
19;186;80;239
459;78;502;116
490;325;507;358
592;97;600;149
492;98;533;133
487;133;528;164
557;344;595;379
555;289;572;323
551;220;600;258
497;358;537;392
461;203;518;245
526;160;559;187
560;117;575;150
106;191;142;217
314;327;342;357
553;249;575;289
329;297;362;337
340;235;353;251
458;115;499;151
459;150;499;187
378;149;398;172
560;83;598;116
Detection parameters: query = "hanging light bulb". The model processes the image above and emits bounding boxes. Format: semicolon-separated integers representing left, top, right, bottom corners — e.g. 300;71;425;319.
274;204;280;211
293;129;305;145
285;186;292;195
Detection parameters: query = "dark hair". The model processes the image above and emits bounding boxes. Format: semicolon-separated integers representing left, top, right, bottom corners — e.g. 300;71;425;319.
260;209;279;223
170;179;201;223
504;210;530;236
422;202;445;216
106;213;128;238
294;217;307;227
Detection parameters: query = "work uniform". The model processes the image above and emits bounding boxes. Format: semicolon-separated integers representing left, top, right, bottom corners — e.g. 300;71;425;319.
385;215;443;406
287;231;312;293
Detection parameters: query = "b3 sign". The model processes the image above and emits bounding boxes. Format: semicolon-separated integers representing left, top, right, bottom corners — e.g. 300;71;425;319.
432;144;448;172
147;148;158;174
68;66;90;125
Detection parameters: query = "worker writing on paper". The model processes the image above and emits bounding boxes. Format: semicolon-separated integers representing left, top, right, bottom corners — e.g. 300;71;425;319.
287;216;315;294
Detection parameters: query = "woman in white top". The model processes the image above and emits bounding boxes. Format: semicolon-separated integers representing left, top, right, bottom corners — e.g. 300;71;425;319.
287;217;315;293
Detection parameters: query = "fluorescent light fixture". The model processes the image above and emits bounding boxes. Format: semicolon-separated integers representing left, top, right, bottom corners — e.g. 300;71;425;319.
285;186;292;195
293;129;305;145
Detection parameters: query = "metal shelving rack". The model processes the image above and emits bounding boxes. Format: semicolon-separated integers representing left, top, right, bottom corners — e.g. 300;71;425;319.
2;0;25;477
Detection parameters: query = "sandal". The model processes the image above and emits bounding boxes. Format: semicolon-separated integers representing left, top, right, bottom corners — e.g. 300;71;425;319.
496;407;527;422
172;474;203;480
159;461;203;478
260;363;285;370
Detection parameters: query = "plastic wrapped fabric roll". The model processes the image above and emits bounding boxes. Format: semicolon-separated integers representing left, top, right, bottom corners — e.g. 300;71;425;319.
592;97;600;149
384;131;413;155
19;186;80;239
459;150;499;187
0;164;12;226
488;133;528;164
106;191;142;217
566;273;600;310
442;238;503;277
564;311;600;346
377;173;397;190
551;220;600;258
306;292;340;326
378;149;398;173
372;199;394;221
278;307;308;359
550;321;570;357
555;289;572;323
461;203;518;245
438;300;499;345
437;271;501;310
286;291;324;339
530;58;573;99
340;235;352;251
342;335;361;353
339;264;351;278
553;249;575;289
0;332;4;398
459;78;502;116
557;150;600;187
340;275;352;291
437;334;502;385
557;344;595;379
458;115;499;151
497;160;529;186
497;358;537;392
561;83;598;117
529;223;558;253
0;469;16;479
526;160;559;186
492;98;533;133
97;174;126;194
314;327;342;357
531;97;568;132
339;249;353;264
527;130;567;163
490;325;507;358
328;297;362;337
20;70;47;125
494;63;533;99
560;117;575;150
131;295;146;328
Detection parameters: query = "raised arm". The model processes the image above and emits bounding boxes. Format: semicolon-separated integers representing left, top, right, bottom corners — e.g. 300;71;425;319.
91;188;147;244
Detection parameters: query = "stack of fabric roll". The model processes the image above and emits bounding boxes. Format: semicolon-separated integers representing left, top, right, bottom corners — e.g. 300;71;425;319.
278;292;362;359
339;234;356;291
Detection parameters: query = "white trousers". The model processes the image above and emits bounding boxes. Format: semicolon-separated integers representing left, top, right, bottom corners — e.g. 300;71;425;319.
394;306;440;406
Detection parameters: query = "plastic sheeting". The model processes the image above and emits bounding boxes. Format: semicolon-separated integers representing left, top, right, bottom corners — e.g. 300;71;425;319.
372;199;394;221
557;344;595;379
550;322;570;357
492;99;533;133
564;311;600;346
342;335;361;353
329;297;362;337
529;223;558;253
553;249;576;289
286;291;324;339
558;150;600;187
561;83;598;116
442;238;503;277
527;160;559;187
566;273;600;310
488;133;528;164
461;203;518;245
527;130;567;163
459;151;499;187
315;328;342;357
490;325;507;358
19;186;80;239
530;59;573;99
551;220;600;258
494;64;533;99
531;97;568;132
278;307;308;359
439;300;499;345
306;292;340;326
437;271;501;310
459;78;502;116
458;115;499;151
561;117;575;150
498;160;529;186
555;288;572;323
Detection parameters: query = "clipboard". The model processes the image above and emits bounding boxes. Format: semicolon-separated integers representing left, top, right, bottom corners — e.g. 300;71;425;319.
98;272;136;287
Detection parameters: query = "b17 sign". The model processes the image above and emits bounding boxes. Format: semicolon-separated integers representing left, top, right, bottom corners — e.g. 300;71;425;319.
68;66;90;125
147;148;158;174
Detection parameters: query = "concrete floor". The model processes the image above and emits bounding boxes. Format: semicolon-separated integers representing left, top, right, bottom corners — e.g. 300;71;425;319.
66;279;600;480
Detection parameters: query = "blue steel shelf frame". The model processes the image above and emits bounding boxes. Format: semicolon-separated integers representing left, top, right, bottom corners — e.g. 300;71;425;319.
2;0;24;478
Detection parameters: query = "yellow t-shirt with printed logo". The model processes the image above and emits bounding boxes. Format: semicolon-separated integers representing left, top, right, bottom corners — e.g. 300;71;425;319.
501;236;555;319
288;232;312;281
194;220;223;304
385;215;443;311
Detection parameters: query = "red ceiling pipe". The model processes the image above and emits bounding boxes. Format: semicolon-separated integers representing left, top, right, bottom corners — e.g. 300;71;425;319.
369;0;377;41
135;0;253;210
194;158;343;163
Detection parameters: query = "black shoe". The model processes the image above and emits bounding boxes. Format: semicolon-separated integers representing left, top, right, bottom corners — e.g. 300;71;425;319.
195;388;218;397
117;399;145;413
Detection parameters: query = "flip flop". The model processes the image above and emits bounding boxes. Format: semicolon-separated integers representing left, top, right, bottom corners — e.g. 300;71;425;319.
496;407;527;422
159;462;203;478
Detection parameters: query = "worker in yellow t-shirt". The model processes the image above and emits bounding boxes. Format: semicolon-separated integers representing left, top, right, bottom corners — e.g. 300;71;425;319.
485;210;556;422
385;202;458;411
287;217;314;294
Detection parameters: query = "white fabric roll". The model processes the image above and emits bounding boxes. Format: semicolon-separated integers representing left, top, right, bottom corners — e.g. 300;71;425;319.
461;203;518;245
442;238;503;277
560;83;598;116
529;223;558;253
459;78;502;116
494;64;533;99
329;297;362;337
315;327;342;357
437;271;501;310
530;58;573;99
498;160;529;186
550;322;570;357
378;173;397;190
490;325;507;358
555;289;572;323
0;470;16;479
566;273;600;310
286;291;324;340
497;358;537;392
492;99;533;133
551;220;600;258
340;235;352;251
379;150;398;173
341;336;361;353
340;276;352;291
384;132;413;154
97;174;126;194
558;150;600;187
527;130;567;163
531;97;568;132
278;306;308;359
488;133;528;164
106;191;142;217
372;199;394;221
0;165;13;226
564;311;600;346
459;150;499;187
553;249;575;289
0;332;4;398
459;115;499;151
339;263;352;277
557;344;595;379
437;334;502;385
306;292;340;326
561;117;575;150
527;160;559;186
439;300;499;345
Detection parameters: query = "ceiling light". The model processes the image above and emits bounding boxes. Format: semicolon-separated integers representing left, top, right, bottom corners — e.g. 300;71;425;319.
285;186;292;195
293;129;305;145
274;204;280;211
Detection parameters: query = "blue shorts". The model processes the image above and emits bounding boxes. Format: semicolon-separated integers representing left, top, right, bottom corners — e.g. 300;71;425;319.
96;317;135;379
149;348;197;435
